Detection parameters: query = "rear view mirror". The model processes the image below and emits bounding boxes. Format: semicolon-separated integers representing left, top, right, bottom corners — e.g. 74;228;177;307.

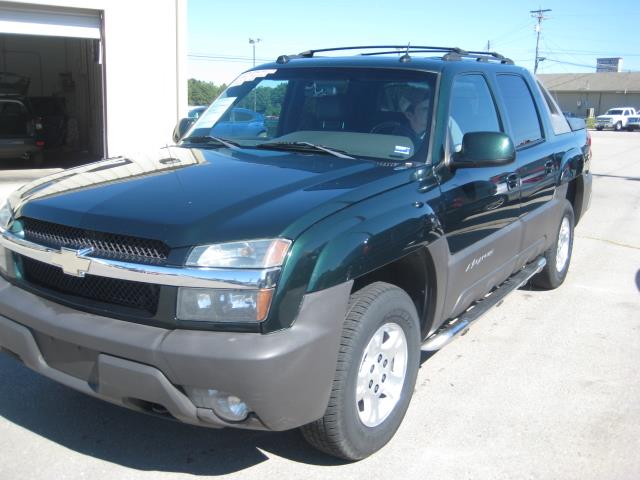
173;117;196;143
451;131;515;168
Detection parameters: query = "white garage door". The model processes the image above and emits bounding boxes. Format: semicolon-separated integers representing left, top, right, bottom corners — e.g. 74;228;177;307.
0;3;101;39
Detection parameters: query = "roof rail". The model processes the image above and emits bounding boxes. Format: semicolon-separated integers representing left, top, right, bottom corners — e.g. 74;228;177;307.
275;45;513;65
466;50;515;65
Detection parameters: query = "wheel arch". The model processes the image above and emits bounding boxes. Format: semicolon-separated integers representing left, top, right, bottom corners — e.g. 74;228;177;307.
564;173;591;225
350;237;449;340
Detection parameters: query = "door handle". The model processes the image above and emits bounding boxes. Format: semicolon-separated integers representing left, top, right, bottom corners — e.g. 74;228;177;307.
506;173;520;190
544;160;554;175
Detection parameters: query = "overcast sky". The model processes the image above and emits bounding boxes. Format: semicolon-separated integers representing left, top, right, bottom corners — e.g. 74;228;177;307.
188;0;640;85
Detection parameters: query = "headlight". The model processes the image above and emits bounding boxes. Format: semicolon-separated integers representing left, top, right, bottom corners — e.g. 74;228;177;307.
0;200;12;229
177;287;273;323
179;238;291;323
186;238;291;268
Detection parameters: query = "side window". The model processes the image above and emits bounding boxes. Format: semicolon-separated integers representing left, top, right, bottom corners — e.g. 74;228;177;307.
234;110;253;122
497;74;543;148
537;80;571;135
449;74;501;153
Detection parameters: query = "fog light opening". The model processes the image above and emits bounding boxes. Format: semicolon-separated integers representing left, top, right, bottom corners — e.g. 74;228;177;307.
185;387;250;422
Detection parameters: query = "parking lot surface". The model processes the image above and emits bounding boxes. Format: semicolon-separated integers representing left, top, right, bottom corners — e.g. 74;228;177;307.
0;130;638;480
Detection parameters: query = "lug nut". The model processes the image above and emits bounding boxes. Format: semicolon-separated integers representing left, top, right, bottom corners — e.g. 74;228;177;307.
374;385;379;393
383;359;388;367
369;380;373;388
382;374;386;382
378;354;382;363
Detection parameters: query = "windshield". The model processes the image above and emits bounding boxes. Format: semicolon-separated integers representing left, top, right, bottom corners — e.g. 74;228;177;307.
183;67;437;162
605;109;623;115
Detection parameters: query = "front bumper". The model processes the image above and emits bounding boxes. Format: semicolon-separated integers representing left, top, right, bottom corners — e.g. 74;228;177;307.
0;277;352;431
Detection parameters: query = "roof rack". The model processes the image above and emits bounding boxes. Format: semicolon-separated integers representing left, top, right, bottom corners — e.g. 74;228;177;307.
276;45;513;65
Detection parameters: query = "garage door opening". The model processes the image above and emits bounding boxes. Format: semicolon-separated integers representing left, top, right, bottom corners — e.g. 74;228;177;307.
0;5;104;170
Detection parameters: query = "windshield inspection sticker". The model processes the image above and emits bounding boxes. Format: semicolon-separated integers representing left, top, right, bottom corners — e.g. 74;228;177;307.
394;145;412;155
198;97;236;125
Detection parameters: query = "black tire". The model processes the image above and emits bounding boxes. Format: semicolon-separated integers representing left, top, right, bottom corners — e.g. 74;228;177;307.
531;200;575;289
614;121;622;131
596;126;603;131
301;282;420;461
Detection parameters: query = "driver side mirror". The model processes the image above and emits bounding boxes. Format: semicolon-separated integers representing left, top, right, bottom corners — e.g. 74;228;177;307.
172;117;196;143
451;131;515;168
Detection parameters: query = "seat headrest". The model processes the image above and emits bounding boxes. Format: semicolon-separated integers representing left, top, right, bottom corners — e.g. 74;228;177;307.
316;95;345;120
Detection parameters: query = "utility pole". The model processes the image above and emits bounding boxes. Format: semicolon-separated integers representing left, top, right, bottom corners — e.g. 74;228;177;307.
249;38;261;67
249;38;261;111
486;40;491;52
530;8;551;74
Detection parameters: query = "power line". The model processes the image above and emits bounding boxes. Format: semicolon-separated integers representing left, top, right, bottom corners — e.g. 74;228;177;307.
542;58;597;70
530;8;551;73
488;20;533;46
188;53;272;64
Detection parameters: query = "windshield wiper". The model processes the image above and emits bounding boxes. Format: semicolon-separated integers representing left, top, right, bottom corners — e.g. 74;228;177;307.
255;141;355;159
181;135;240;149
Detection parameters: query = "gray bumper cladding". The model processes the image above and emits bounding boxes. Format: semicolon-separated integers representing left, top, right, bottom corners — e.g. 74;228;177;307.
0;278;353;431
0;315;220;427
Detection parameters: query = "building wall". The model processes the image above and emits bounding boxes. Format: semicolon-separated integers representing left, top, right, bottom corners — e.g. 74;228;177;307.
6;0;187;157
551;92;640;117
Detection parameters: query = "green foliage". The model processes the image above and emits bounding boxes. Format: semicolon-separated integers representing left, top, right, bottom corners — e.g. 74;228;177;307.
188;79;287;118
236;83;287;116
188;78;227;106
586;117;596;129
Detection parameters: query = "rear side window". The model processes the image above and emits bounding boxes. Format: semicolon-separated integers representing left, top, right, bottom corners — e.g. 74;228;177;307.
537;81;571;135
448;74;501;152
497;75;543;148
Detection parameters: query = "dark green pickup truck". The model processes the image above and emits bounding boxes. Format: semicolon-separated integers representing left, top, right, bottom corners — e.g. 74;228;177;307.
0;46;591;460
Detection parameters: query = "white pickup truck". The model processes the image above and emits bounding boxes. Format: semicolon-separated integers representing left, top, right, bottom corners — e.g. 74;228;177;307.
595;107;637;131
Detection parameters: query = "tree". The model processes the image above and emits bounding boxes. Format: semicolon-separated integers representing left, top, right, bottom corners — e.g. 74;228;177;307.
188;79;227;106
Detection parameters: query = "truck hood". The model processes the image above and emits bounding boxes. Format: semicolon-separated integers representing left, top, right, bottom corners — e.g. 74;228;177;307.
596;115;616;121
12;146;414;249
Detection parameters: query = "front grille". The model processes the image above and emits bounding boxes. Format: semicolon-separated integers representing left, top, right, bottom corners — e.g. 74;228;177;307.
20;217;169;265
20;256;160;315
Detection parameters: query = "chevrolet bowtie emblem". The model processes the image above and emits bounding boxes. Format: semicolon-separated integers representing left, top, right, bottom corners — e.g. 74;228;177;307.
50;247;94;277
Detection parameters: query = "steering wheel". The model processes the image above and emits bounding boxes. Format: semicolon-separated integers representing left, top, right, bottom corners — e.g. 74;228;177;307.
369;121;414;138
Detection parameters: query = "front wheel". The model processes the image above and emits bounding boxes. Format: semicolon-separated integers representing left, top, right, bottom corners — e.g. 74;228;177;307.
531;200;575;289
301;282;420;460
615;121;622;131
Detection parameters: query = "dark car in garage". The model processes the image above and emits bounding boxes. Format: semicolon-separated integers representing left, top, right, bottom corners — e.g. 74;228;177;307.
28;96;67;148
0;73;44;164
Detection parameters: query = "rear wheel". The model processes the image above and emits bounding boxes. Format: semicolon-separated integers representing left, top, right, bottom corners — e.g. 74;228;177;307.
531;200;575;289
301;282;420;460
596;126;603;131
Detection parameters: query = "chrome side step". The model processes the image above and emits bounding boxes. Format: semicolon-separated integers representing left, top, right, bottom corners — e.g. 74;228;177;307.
421;256;546;352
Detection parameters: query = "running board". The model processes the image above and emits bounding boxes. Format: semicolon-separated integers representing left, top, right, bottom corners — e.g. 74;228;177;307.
421;256;546;352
